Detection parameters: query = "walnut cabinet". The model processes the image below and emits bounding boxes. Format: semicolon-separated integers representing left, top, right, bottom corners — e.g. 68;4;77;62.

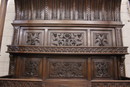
1;0;130;87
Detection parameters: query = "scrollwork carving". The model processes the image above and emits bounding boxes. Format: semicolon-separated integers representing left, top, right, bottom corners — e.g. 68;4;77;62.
0;80;42;87
49;62;84;78
91;82;130;87
23;59;41;77
95;62;110;78
26;32;41;45
94;33;109;46
9;55;16;75
50;32;84;46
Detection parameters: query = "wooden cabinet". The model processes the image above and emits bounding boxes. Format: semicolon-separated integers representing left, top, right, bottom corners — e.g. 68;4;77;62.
3;0;129;87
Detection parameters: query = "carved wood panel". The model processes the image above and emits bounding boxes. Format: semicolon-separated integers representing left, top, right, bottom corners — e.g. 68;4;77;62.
90;29;115;46
48;30;87;46
91;56;114;80
9;55;16;75
20;58;42;78
20;27;45;46
47;55;87;79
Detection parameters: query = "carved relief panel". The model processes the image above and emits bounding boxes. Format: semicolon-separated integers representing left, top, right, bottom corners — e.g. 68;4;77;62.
20;58;42;78
91;57;114;80
48;30;87;46
90;29;115;46
20;27;45;46
47;56;87;79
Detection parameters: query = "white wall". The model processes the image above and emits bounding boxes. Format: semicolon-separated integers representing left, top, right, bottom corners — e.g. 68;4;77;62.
0;0;130;77
0;0;14;76
121;0;130;77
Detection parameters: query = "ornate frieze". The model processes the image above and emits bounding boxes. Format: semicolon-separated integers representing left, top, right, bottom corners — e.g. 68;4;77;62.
0;80;42;87
92;81;130;87
7;46;128;55
50;32;84;46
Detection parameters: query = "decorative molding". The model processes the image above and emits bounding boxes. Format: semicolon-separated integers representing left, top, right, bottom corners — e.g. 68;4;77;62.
12;26;20;45
12;20;124;28
7;45;128;55
92;81;130;87
0;79;42;87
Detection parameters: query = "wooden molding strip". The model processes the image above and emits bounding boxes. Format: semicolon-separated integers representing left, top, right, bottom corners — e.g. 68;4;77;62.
7;45;128;55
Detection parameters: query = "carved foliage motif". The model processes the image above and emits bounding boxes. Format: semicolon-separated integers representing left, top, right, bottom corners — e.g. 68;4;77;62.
50;32;84;46
26;32;41;45
49;62;85;78
120;56;125;76
94;62;110;78
92;82;130;87
0;80;42;87
94;33;109;46
23;59;41;77
9;55;16;75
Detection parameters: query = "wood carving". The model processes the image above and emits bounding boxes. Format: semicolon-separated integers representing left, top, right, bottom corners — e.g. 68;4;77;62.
50;32;84;46
91;81;130;87
9;55;16;75
49;62;84;78
2;0;130;87
26;32;41;45
14;0;121;21
95;62;110;78
94;33;109;46
23;59;41;77
0;79;42;87
7;46;128;55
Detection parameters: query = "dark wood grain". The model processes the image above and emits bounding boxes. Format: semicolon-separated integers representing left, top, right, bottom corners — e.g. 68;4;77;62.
1;0;129;87
14;0;121;21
